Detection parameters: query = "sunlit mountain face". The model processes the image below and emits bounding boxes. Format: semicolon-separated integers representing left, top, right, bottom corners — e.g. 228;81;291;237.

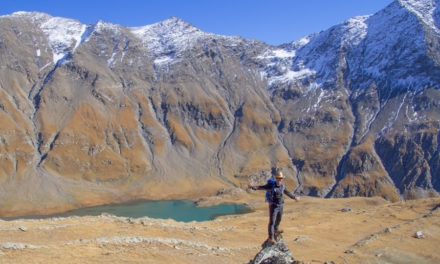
0;0;439;217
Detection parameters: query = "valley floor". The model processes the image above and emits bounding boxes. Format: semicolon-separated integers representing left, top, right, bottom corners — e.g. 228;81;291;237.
0;195;439;263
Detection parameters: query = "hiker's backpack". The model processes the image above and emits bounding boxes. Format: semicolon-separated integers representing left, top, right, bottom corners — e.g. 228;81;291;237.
265;178;276;202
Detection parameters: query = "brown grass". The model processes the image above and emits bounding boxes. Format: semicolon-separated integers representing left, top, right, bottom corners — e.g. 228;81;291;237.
0;113;19;130
42;102;150;182
167;114;194;149
132;91;166;154
236;123;276;153
242;105;273;128
1;196;439;264
64;103;106;139
0;90;29;130
199;96;223;118
302;173;335;190
240;153;271;174
116;97;137;130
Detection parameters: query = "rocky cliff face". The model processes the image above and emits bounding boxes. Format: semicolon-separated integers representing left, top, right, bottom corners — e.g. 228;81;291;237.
250;0;440;201
0;0;439;217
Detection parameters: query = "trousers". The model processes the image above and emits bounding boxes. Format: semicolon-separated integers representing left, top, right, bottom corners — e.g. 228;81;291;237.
268;203;283;239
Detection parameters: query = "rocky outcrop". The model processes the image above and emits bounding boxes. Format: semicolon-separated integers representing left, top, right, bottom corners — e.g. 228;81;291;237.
248;238;302;264
375;126;440;199
327;137;401;201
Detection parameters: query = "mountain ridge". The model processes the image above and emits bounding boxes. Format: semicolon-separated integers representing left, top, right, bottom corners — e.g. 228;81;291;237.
0;0;439;217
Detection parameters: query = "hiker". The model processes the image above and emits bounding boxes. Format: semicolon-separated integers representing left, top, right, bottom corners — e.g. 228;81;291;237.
248;171;300;243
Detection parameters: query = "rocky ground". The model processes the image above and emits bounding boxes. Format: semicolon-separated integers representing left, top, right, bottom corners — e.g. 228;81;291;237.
0;195;439;264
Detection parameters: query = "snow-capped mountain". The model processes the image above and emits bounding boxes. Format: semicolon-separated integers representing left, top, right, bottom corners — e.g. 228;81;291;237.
253;0;440;199
0;0;439;217
131;17;234;56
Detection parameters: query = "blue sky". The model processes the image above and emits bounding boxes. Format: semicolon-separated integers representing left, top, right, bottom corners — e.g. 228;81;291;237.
2;0;394;45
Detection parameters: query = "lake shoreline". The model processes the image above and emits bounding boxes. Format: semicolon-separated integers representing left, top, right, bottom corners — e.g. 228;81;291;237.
1;199;254;222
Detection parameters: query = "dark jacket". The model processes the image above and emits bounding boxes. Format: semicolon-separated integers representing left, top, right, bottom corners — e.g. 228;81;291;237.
253;183;296;205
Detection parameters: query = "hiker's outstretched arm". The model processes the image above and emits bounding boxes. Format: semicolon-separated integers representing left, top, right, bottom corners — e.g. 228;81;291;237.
284;189;298;200
284;189;301;201
249;183;272;190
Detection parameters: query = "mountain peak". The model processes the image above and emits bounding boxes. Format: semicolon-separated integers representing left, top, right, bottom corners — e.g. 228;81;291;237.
130;16;201;37
95;20;121;33
129;16;205;57
9;11;50;17
3;11;52;23
162;16;191;25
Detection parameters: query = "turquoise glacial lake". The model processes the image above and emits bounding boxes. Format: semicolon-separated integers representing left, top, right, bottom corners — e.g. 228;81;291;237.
55;200;252;222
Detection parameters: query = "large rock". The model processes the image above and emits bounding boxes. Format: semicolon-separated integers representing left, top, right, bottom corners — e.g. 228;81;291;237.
249;237;302;264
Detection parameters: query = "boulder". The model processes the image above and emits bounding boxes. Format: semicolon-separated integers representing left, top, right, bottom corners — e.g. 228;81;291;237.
249;235;303;264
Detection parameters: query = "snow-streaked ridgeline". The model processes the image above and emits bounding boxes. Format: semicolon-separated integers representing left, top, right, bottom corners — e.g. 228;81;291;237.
5;0;439;97
0;0;439;208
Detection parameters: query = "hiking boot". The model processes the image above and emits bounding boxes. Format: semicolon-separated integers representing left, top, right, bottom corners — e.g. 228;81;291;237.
267;238;275;243
275;229;284;234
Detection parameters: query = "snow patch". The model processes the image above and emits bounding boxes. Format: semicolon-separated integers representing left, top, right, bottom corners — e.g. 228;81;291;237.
294;35;312;47
257;49;296;60
107;46;118;66
154;55;175;65
400;0;440;33
314;89;325;109
272;49;296;58
341;16;370;46
120;40;130;63
256;46;316;89
40;17;86;63
4;12;93;63
96;20;120;33
6;11;51;23
268;68;316;87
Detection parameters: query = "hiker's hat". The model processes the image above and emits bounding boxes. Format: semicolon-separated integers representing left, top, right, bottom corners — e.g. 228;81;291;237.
275;171;284;179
